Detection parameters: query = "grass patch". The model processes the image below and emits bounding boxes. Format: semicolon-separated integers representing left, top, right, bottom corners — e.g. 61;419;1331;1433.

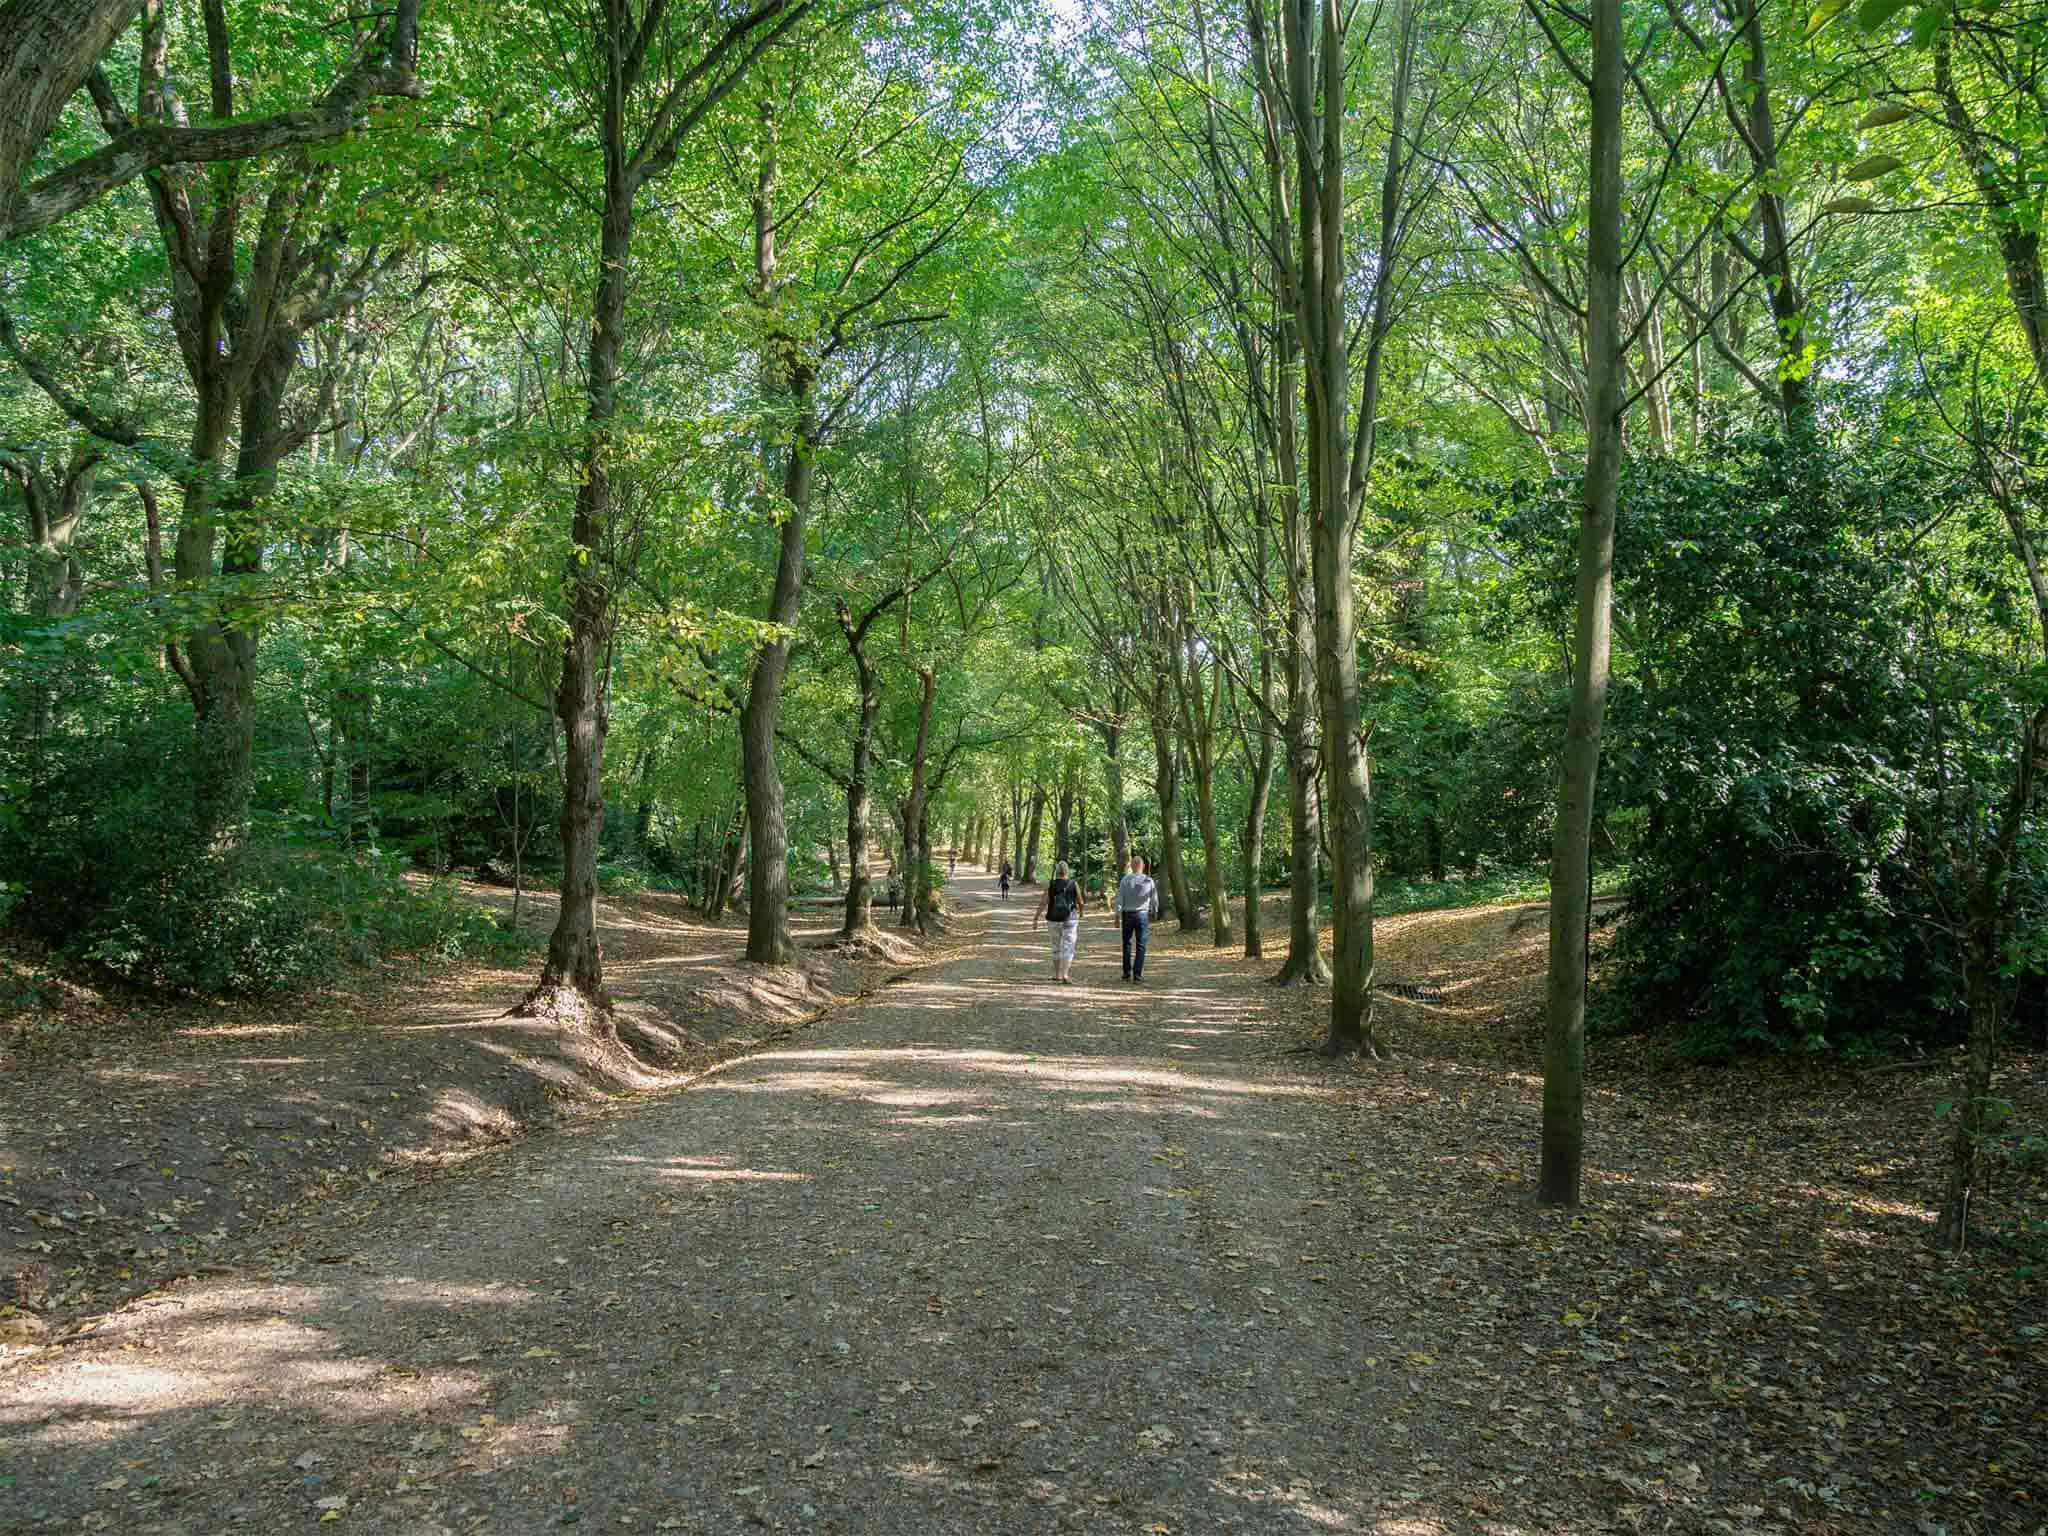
1357;864;1631;918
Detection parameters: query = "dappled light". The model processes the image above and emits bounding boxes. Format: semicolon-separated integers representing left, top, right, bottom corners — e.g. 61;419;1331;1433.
3;0;2046;1523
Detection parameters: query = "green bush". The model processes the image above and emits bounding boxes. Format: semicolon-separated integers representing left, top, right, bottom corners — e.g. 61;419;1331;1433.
3;716;533;998
1498;428;2047;1056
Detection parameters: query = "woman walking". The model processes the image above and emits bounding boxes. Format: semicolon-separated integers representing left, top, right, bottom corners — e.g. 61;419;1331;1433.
1037;860;1084;983
999;859;1012;901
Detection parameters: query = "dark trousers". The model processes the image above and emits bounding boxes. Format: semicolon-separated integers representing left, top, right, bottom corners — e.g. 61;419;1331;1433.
1121;913;1149;978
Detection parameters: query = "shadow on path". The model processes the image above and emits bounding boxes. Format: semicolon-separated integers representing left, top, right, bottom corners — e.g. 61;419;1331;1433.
1;873;1558;1533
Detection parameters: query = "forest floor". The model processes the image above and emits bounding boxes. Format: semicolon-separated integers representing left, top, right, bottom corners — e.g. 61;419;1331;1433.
1;870;2043;1535
0;882;972;1341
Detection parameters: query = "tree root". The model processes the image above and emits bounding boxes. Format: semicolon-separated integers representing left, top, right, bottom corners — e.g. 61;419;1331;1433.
510;980;614;1036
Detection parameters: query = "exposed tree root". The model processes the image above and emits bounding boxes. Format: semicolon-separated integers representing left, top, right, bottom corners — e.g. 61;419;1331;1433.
510;980;614;1037
1269;963;1331;988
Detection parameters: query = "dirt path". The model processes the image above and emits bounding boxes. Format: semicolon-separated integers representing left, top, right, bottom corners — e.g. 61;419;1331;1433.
0;886;950;1330
0;872;1407;1534
2;872;2041;1534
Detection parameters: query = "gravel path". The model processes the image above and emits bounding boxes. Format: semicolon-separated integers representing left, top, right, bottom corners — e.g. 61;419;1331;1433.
1;873;1439;1535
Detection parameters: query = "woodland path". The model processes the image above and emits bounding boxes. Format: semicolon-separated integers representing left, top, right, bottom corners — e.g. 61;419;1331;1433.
0;869;1449;1535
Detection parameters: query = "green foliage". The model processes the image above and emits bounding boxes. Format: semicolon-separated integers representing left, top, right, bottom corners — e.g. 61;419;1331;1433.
1498;430;2047;1055
80;848;533;998
0;711;533;998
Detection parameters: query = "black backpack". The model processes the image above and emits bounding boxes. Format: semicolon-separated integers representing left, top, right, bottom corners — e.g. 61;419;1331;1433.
1047;879;1075;921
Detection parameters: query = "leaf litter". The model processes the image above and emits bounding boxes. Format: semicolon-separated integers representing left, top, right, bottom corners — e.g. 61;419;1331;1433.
0;877;2036;1534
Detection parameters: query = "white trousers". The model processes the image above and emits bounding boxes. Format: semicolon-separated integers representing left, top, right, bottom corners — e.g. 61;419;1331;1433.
1050;915;1079;965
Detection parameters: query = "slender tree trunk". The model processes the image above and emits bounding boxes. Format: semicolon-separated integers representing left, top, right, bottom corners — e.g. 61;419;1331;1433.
739;401;812;963
1053;769;1076;864
172;394;248;845
529;135;632;1017
840;616;881;937
1242;688;1275;961
739;99;811;967
707;806;744;921
1732;0;1808;428
1099;721;1130;870
1149;679;1197;927
1192;735;1230;946
915;804;938;932
1275;712;1328;982
1539;0;1623;1208
898;666;936;931
1021;782;1047;882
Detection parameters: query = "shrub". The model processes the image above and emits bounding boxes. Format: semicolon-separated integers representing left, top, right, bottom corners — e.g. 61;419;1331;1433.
3;717;533;998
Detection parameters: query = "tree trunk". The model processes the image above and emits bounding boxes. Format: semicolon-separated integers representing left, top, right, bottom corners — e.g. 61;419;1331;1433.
0;0;140;238
739;98;812;967
1538;0;1623;1209
1192;737;1229;946
1255;0;1414;1054
739;406;811;964
1149;680;1197;928
1732;0;1808;428
173;395;249;846
1242;694;1275;962
915;803;938;932
529;131;633;1017
1021;781;1047;882
1053;769;1076;865
1100;722;1131;870
898;666;936;930
707;806;744;921
840;613;882;937
1274;712;1328;983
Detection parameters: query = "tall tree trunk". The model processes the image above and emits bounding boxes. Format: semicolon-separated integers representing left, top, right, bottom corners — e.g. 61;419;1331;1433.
1539;0;1623;1208
1242;674;1276;962
840;608;882;937
915;804;938;932
1185;658;1232;948
173;396;248;845
1021;781;1047;882
1053;769;1077;864
1149;678;1197;928
1098;719;1131;870
1732;0;1808;428
1255;0;1414;1053
1274;709;1328;983
898;665;936;930
529;124;632;1016
739;100;813;967
739;398;812;963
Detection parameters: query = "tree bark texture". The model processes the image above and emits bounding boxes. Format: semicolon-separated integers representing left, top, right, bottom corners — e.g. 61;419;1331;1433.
0;0;140;238
740;385;814;965
1539;0;1623;1209
528;41;640;1012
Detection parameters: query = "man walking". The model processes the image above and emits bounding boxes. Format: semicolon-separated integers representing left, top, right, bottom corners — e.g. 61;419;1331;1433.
1115;853;1161;982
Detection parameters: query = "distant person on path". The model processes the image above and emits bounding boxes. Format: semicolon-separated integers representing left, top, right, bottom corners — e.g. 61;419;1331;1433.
999;860;1012;901
1036;860;1084;983
1115;853;1161;982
